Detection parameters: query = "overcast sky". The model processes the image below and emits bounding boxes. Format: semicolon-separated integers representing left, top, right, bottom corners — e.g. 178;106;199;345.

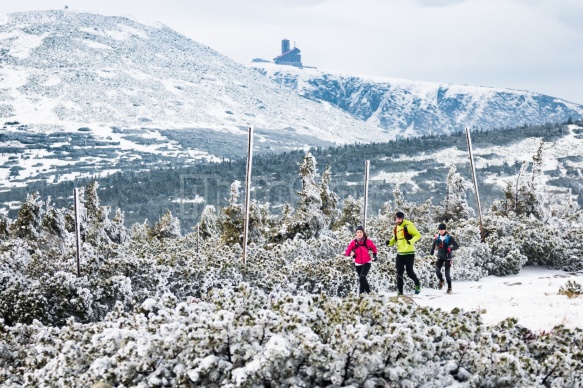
3;0;583;104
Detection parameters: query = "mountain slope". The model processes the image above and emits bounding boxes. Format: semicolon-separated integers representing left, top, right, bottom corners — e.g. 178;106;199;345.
0;10;395;190
0;10;388;143
251;63;583;137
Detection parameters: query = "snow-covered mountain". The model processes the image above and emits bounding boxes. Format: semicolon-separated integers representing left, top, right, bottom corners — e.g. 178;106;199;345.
251;63;583;136
0;11;388;144
0;10;396;190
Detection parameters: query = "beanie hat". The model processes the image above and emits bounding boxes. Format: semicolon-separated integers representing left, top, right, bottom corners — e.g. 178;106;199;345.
355;225;365;232
395;211;405;219
438;223;447;230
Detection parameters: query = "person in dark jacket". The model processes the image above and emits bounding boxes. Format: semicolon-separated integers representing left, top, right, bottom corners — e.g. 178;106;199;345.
345;225;378;295
430;223;459;294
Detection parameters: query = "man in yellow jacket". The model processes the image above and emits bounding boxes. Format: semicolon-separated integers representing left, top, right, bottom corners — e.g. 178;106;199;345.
387;211;422;295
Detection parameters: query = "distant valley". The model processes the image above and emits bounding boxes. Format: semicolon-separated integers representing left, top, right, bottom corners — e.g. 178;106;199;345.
2;121;580;229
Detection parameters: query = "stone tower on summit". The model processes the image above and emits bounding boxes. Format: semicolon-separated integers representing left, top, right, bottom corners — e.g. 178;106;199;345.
274;38;302;68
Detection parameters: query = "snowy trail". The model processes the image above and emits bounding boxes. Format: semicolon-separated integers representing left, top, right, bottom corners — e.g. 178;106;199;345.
404;267;583;331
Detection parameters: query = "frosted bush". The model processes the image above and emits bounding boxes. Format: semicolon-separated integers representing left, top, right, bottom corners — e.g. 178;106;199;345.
2;288;583;387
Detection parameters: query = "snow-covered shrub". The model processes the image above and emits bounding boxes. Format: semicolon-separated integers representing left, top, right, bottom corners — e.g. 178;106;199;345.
481;215;528;276
149;210;181;240
2;288;583;387
0;241;135;326
558;280;583;298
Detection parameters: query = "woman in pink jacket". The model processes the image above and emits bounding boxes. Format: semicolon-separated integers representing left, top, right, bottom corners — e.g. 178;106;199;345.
345;225;378;295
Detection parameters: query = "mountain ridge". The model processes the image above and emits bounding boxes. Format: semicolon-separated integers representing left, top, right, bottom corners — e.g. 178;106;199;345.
251;62;583;136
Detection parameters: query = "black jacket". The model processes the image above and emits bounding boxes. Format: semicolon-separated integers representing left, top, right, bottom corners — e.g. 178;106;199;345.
430;233;459;260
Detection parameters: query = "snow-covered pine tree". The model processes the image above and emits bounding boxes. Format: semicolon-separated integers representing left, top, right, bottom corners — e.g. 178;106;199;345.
84;181;105;222
482;215;528;275
0;214;10;240
333;195;362;232
515;163;540;219
10;192;44;240
220;181;244;245
488;143;546;221
320;165;340;226
517;141;546;219
105;208;127;244
39;197;70;254
442;164;473;222
129;220;150;242
197;205;220;239
270;202;294;242
289;152;326;238
41;197;67;239
150;210;181;240
489;180;515;217
247;200;275;244
83;181;115;246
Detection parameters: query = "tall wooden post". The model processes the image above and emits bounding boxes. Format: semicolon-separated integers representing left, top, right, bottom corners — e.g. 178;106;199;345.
465;128;485;242
242;127;254;265
363;160;370;231
74;188;82;277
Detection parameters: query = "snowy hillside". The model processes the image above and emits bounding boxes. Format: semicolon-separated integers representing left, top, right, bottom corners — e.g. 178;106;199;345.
0;10;400;191
251;62;583;137
0;11;389;143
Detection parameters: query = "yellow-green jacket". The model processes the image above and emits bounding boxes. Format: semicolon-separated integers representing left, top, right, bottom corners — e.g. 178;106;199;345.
388;219;421;254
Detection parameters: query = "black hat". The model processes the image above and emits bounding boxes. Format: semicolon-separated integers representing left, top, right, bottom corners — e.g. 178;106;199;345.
438;223;447;230
355;225;365;232
395;211;405;219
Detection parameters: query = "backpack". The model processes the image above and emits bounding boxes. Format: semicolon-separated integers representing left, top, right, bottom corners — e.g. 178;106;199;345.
434;234;453;258
353;238;370;250
394;224;412;242
351;238;371;256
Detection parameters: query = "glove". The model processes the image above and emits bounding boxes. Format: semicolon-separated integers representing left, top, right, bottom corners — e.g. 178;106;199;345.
372;253;378;262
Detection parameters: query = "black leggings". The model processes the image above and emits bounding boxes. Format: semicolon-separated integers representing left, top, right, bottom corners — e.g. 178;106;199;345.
436;259;452;288
396;254;420;294
355;263;371;294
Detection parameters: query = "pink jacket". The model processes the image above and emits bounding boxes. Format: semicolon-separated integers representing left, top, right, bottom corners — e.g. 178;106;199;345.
345;238;378;265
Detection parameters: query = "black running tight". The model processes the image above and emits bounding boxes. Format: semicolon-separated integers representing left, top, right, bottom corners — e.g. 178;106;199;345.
436;259;452;288
355;263;371;294
396;254;420;294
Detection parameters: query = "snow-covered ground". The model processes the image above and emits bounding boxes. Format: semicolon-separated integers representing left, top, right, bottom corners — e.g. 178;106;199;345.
408;266;583;331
